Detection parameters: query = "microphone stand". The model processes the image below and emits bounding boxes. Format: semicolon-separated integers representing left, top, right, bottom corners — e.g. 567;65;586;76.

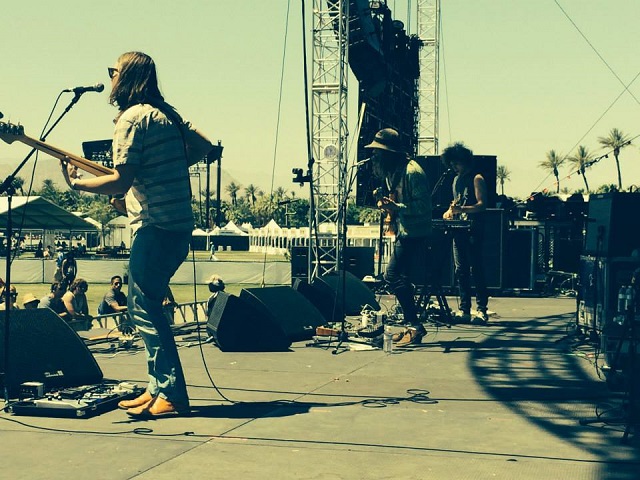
328;160;369;354
2;91;85;404
431;167;454;213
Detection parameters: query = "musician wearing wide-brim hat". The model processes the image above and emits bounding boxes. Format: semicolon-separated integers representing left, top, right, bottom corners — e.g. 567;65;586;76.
365;128;432;346
441;142;489;325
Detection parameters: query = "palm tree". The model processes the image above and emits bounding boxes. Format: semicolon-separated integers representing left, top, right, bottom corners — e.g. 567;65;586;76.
11;176;26;196
539;150;565;193
225;182;241;206
568;145;593;193
597;128;631;190
496;165;511;196
244;184;258;206
274;187;287;202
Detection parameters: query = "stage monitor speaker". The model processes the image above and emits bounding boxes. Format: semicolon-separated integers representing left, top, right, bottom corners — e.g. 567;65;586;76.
312;270;381;318
584;192;640;257
207;292;290;352
0;308;103;397
239;286;326;343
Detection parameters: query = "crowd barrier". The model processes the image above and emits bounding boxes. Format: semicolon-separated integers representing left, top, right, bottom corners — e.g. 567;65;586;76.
92;300;209;330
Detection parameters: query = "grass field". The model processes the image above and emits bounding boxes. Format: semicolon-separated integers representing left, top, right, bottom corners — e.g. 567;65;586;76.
10;250;287;310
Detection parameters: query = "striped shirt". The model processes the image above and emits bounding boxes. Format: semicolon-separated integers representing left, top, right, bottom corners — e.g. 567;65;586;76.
113;104;194;232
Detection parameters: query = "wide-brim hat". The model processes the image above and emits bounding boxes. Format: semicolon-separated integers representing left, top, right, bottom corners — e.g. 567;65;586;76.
364;128;405;153
22;293;39;307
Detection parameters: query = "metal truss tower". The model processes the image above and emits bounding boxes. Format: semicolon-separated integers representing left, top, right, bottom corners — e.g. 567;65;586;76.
417;0;440;156
310;0;349;278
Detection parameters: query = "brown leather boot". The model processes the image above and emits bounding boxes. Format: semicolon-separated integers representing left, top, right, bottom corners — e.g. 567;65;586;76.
117;390;152;410
126;395;189;418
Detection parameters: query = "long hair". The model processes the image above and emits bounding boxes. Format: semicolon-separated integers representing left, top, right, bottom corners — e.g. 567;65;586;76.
110;51;181;123
69;278;88;292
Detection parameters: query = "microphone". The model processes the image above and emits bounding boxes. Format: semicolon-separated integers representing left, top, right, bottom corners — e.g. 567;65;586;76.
63;83;105;94
354;157;371;167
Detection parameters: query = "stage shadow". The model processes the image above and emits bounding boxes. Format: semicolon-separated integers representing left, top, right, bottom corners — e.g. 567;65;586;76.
467;312;640;478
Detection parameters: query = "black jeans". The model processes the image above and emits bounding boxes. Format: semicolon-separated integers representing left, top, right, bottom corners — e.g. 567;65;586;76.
385;236;429;326
452;229;488;313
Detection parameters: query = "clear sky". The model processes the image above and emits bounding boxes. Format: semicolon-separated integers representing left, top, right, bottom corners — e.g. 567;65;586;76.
2;1;639;201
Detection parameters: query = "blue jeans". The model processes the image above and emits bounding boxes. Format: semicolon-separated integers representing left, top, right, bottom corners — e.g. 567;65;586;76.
452;229;488;313
128;226;191;408
385;236;429;326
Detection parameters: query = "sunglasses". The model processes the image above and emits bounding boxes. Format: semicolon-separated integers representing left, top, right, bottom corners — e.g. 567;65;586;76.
108;67;119;79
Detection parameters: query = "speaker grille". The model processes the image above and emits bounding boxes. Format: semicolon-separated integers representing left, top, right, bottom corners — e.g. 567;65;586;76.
0;308;103;397
240;287;325;343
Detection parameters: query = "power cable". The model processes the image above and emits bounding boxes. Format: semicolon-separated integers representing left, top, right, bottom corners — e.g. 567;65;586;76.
439;3;452;146
554;0;640;106
258;0;292;286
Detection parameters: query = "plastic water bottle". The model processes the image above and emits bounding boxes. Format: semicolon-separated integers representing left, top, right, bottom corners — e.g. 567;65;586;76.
617;285;627;313
615;285;627;325
383;326;393;353
626;285;635;312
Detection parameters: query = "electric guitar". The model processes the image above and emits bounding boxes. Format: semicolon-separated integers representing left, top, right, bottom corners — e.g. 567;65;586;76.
449;193;469;221
0;120;126;213
374;186;397;235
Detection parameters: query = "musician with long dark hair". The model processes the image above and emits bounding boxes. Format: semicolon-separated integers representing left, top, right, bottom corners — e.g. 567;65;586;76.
365;128;432;346
61;51;213;417
441;142;489;324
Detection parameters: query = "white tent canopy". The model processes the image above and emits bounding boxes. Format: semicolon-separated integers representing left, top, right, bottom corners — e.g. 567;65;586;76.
0;196;99;231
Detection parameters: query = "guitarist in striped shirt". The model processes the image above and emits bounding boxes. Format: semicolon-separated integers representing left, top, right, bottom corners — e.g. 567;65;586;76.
61;51;213;417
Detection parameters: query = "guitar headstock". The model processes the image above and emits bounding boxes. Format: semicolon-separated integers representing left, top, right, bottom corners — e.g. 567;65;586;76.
0;121;25;144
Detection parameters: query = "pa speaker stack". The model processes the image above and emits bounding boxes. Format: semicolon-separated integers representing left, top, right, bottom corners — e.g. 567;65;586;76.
584;192;640;257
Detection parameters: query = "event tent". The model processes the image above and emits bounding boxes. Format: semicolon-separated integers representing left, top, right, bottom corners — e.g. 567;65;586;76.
0;196;99;231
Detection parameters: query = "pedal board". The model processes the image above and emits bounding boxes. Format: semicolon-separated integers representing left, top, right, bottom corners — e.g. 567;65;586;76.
9;381;144;419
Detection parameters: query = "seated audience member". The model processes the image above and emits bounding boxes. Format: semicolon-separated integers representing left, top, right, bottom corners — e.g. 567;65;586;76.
0;286;20;310
98;275;128;315
39;282;68;318
21;293;40;309
62;278;92;323
206;275;226;316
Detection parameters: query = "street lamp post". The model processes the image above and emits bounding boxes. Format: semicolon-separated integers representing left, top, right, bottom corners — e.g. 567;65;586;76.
205;141;224;230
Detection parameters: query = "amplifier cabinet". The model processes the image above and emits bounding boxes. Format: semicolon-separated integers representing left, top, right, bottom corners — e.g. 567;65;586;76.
577;255;640;334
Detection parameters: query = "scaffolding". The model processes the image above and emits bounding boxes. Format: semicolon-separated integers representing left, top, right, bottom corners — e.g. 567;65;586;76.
417;0;440;156
310;0;439;276
310;0;349;277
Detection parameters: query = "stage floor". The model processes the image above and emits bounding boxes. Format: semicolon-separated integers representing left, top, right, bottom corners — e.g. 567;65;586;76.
2;296;639;479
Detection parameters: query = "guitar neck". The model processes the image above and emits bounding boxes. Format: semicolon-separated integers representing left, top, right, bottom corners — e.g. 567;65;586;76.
21;135;114;177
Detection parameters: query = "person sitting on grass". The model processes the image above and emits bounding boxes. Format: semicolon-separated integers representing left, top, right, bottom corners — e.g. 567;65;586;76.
98;275;128;315
39;282;68;318
62;278;93;326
